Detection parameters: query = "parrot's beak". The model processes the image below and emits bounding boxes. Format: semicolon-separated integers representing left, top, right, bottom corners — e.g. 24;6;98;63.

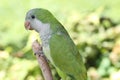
24;21;33;30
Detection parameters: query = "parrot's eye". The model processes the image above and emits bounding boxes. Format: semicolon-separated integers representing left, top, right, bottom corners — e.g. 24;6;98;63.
31;15;35;19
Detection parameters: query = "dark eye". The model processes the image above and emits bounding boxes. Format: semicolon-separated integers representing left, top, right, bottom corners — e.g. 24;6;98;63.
31;15;35;19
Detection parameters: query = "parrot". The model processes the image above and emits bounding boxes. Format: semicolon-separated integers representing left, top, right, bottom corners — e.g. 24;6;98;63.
24;8;87;80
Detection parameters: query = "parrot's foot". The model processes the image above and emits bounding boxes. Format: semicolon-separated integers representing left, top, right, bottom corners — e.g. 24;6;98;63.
32;40;49;62
32;40;44;56
34;50;49;62
32;40;53;80
34;50;43;56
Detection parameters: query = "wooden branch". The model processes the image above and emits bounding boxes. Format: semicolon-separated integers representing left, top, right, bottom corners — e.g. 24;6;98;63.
32;40;53;80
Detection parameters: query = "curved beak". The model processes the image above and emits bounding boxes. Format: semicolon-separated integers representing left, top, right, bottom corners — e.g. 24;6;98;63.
24;21;33;30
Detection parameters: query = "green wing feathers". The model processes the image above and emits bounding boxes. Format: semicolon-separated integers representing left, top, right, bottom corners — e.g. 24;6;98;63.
49;25;87;80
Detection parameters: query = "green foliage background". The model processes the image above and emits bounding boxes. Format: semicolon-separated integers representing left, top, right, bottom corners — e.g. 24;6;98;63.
0;0;120;80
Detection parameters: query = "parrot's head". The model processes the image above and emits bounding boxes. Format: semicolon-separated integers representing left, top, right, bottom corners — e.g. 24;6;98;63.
24;8;56;32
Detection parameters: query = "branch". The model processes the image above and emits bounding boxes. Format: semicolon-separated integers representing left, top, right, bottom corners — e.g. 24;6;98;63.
32;40;53;80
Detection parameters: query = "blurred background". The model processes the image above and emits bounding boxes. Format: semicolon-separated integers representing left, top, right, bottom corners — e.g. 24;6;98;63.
0;0;120;80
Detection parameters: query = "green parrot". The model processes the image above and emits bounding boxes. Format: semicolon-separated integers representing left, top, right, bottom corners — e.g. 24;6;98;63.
24;8;87;80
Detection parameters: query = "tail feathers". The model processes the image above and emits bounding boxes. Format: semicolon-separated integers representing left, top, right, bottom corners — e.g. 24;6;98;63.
67;72;87;80
56;68;87;80
74;73;87;80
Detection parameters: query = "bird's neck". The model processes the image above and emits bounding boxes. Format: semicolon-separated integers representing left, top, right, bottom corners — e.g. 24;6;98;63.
39;31;51;42
39;23;52;47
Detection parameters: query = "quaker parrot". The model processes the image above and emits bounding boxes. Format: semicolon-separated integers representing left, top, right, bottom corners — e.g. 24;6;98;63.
24;8;87;80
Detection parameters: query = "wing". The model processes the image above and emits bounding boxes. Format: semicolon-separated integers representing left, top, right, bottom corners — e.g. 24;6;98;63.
49;25;86;79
